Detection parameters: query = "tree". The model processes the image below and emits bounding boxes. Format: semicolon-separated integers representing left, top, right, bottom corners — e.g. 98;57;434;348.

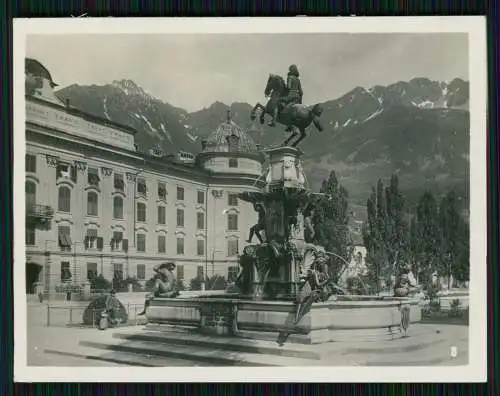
384;174;409;278
312;171;353;283
413;191;442;285
363;175;410;294
439;191;470;285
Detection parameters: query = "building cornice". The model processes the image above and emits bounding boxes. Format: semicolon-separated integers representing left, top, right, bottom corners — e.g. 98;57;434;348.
26;95;137;135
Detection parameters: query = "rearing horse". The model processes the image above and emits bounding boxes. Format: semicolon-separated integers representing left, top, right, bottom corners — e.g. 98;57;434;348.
251;74;324;147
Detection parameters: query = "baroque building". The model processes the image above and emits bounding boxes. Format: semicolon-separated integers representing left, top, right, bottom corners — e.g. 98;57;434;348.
24;58;265;295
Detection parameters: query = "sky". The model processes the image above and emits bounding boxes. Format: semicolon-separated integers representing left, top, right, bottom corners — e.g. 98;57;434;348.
26;33;469;112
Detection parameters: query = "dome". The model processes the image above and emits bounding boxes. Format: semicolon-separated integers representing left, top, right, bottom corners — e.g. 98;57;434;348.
25;58;58;87
202;111;257;153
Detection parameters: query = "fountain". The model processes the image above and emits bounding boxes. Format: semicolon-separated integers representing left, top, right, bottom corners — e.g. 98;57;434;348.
145;146;422;346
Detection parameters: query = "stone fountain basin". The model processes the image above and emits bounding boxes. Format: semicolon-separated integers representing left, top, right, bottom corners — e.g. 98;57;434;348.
146;294;422;344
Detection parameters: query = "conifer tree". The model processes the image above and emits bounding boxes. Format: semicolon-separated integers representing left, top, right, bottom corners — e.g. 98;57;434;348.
312;171;353;282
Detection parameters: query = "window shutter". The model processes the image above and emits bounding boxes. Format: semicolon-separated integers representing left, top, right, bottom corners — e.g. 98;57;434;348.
122;239;128;251
96;236;103;250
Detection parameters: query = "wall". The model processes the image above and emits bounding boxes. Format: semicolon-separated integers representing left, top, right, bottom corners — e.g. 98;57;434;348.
25;122;260;293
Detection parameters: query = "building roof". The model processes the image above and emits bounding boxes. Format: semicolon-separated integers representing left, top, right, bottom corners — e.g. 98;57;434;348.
25;58;58;87
203;110;258;154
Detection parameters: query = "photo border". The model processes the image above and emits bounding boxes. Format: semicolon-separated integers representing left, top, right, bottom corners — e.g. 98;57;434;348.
12;16;487;383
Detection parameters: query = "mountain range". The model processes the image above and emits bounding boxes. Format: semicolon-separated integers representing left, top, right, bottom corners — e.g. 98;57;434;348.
56;77;470;214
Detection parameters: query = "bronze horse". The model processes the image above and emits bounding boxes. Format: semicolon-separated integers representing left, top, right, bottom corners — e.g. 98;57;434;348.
250;74;324;147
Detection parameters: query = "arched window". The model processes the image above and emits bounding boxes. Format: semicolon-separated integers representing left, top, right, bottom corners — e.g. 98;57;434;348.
58;186;71;212
25;181;36;206
113;196;123;219
87;192;98;216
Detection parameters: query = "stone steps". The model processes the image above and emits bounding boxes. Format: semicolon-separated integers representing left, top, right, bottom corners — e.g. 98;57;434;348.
41;323;469;367
77;339;317;366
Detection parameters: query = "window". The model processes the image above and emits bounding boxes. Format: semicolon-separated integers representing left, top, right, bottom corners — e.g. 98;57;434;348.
227;213;238;231
26;154;36;173
85;229;98;249
176;238;184;255
113;196;123;219
136;264;146;281
197;191;205;204
60;261;71;282
114;173;125;191
25;181;36;207
158;235;166;253
26;226;35;246
197;265;204;279
228;266;239;282
197;212;205;230
56;163;77;183
136;234;146;252
158;182;167;199
112;231;123;250
87;192;98;216
58;186;71;212
87;263;98;281
227;239;239;257
228;158;238;168
228;193;238;206
177;265;184;281
137;202;146;222
137;178;147;195
88;168;100;186
58;226;72;251
176;186;184;201
176;209;184;227
113;263;124;281
157;206;166;225
197;239;205;256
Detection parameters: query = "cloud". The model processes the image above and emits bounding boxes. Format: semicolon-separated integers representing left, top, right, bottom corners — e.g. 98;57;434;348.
26;33;468;112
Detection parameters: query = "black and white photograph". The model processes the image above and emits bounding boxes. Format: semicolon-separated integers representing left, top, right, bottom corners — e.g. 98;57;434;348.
13;17;487;382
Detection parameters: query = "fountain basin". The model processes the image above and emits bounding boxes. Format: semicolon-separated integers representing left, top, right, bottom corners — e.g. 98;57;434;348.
146;295;422;344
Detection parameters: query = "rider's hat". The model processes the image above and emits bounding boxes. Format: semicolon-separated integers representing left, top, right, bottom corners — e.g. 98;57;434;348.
288;64;299;76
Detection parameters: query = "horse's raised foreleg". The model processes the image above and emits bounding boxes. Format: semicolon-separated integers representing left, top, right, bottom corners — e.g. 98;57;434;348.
251;103;265;121
313;117;324;133
291;128;306;147
282;128;298;146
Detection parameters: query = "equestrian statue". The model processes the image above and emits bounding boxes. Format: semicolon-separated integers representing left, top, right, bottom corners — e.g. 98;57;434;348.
250;64;324;147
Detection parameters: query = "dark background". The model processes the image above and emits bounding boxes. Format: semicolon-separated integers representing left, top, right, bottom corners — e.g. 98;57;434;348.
1;0;496;394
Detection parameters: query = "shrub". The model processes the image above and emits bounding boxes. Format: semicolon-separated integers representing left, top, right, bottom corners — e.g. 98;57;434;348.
448;298;462;317
346;276;364;295
190;275;227;291
113;276;144;292
425;282;442;302
429;299;441;313
89;274;112;293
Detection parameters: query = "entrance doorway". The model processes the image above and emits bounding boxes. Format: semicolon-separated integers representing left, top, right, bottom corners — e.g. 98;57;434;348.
26;262;42;294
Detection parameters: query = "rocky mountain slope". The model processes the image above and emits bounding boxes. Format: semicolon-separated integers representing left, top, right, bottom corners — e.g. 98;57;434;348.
56;77;470;207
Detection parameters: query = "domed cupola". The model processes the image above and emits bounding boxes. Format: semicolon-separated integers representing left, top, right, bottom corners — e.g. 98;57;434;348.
195;110;265;177
25;58;65;106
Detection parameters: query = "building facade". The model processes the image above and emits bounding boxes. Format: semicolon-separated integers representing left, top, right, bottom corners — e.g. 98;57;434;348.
24;58;265;294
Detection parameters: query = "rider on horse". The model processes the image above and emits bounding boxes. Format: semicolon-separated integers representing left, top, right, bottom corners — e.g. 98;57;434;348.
268;64;303;127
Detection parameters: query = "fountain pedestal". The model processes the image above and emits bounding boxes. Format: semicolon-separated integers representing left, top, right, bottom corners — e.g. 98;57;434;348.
145;146;423;345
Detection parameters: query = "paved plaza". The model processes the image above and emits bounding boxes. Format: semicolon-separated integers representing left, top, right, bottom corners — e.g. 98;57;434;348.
25;298;469;367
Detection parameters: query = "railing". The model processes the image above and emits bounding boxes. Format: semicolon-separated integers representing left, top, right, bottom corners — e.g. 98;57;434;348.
26;203;54;219
44;303;145;328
